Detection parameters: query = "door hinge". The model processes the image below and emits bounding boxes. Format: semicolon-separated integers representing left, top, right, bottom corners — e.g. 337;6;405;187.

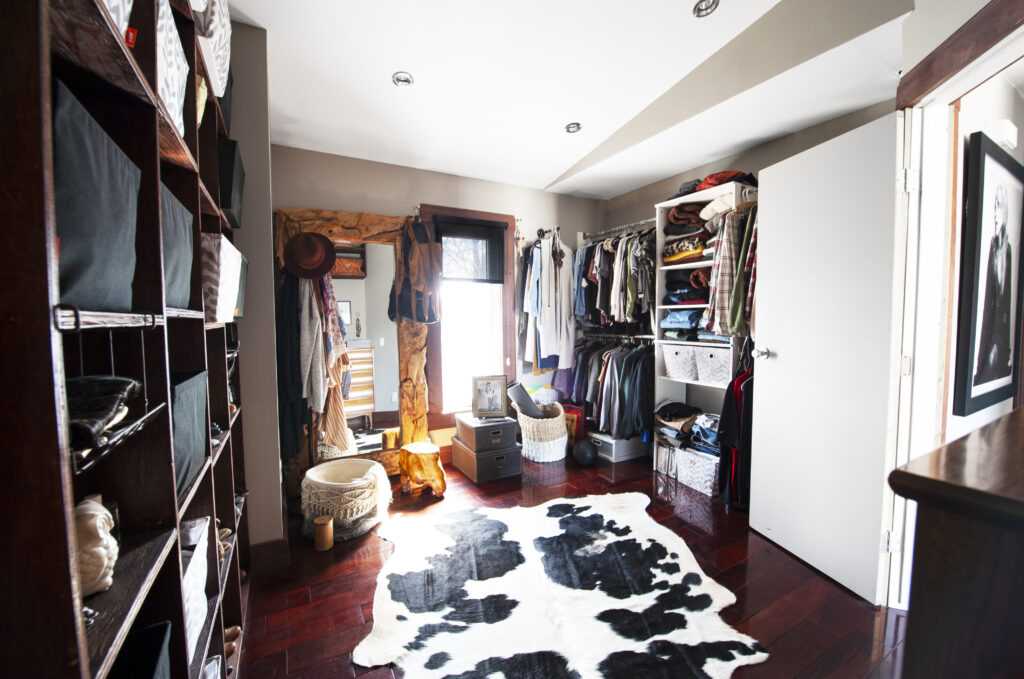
881;530;903;553
901;354;913;377
898;168;920;194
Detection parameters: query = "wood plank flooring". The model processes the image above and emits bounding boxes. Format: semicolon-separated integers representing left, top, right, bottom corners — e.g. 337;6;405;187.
240;457;906;678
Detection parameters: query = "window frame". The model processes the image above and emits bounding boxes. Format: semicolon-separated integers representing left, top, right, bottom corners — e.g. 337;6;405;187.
419;204;516;430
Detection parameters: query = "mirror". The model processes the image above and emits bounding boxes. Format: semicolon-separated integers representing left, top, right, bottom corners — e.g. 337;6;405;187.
330;242;400;455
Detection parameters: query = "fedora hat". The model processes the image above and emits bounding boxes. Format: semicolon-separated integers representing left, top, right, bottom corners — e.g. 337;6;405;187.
284;232;336;278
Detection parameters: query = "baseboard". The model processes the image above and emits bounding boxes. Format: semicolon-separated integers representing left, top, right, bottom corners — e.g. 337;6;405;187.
250;538;290;574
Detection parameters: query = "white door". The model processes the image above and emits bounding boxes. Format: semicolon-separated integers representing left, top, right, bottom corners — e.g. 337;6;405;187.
750;113;901;604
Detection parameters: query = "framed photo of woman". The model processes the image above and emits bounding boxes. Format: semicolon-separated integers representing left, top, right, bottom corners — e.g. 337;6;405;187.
953;131;1024;415
472;375;508;418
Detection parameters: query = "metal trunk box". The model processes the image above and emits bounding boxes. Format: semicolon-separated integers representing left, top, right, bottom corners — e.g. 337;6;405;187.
452;437;522;483
455;413;518;452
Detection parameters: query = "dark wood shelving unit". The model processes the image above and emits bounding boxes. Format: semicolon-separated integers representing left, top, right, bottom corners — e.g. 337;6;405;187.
55;308;165;331
85;529;178;678
2;1;251;676
177;460;212;520
187;598;220;679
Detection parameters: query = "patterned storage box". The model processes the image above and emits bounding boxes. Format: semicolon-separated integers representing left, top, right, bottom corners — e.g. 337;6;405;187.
179;516;210;660
196;0;232;97
694;346;732;386
655;442;719;496
663;345;698;381
201;233;246;322
100;0;134;37
157;0;189;136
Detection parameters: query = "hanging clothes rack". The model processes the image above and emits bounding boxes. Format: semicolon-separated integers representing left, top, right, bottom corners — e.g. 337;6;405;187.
580;332;654;343
581;217;656;242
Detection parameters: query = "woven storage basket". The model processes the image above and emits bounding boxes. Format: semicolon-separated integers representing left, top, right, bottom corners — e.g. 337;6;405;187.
664;345;698;381
513;402;568;462
300;459;392;541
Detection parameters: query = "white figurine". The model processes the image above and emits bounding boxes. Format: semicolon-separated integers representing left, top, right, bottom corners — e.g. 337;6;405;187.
75;499;119;596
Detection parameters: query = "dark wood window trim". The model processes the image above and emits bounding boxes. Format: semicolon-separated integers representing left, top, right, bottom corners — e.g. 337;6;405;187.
418;204;516;430
897;0;1024;108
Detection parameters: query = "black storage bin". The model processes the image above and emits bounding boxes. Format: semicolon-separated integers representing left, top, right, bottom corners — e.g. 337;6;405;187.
217;68;232;132
171;370;208;494
108;621;172;679
160;183;193;309
217;138;245;229
53;79;141;312
452;437;522;484
455;413;517;452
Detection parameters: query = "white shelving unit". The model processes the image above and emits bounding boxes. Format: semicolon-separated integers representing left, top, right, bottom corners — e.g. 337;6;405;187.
653;181;757;413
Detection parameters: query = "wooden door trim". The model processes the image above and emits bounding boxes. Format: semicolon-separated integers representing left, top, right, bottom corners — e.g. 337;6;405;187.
419;204;516;431
897;0;1024;109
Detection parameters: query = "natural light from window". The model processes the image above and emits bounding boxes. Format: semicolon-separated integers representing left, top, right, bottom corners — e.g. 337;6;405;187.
440;279;503;412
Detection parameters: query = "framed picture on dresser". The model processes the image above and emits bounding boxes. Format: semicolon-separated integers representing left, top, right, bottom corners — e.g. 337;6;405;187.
953;131;1024;415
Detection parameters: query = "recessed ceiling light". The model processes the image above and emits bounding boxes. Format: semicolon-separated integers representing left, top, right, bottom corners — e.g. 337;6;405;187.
565;122;582;134
392;71;414;87
693;0;719;17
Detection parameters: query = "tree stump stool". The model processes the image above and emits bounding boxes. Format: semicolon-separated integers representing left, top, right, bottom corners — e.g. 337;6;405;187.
400;441;446;497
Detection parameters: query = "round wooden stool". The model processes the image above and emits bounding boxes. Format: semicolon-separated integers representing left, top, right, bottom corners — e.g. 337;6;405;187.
399;440;446;497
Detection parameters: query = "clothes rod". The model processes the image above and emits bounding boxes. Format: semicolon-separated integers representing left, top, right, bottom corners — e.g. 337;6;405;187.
581;217;656;242
579;332;655;341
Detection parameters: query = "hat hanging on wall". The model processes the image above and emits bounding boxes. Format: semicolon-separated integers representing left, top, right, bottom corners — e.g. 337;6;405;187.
284;232;336;278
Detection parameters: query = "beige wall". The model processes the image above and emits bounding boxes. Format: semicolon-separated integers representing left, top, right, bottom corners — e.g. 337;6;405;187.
902;0;991;74
598;100;896;228
271;145;600;245
229;24;284;546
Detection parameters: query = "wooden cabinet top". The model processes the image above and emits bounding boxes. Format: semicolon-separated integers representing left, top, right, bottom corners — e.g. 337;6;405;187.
889;407;1024;525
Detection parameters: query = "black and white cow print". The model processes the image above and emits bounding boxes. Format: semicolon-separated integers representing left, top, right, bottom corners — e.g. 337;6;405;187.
353;493;767;678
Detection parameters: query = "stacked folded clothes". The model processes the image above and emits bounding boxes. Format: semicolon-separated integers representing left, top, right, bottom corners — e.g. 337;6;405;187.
662;289;705;305
663;236;706;264
667;202;704;227
655;401;702;443
689;413;721;456
660;309;705;329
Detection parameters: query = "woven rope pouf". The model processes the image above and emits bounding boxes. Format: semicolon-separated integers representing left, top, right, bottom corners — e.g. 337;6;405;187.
301;459;392;542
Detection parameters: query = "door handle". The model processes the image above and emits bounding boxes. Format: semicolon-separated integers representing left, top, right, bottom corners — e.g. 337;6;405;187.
752;347;771;359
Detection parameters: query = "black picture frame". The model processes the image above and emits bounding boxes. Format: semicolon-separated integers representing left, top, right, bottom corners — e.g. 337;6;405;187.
953;131;1024;415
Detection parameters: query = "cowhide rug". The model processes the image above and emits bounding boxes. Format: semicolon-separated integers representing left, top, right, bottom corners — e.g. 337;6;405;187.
353;493;768;678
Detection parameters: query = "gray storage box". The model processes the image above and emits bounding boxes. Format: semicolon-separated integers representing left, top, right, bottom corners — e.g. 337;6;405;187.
452;436;521;483
590;431;647;462
455;413;517;453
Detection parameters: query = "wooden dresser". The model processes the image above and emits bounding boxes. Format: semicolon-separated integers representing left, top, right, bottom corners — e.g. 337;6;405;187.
345;346;375;425
888;407;1024;679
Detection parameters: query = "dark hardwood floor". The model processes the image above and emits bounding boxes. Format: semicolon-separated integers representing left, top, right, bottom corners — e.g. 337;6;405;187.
240;457;906;678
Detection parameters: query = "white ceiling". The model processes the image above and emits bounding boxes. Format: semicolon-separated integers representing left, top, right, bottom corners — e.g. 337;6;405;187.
229;0;904;200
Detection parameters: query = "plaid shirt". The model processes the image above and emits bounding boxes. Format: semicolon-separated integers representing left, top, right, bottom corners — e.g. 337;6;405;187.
706;210;745;334
744;217;758;321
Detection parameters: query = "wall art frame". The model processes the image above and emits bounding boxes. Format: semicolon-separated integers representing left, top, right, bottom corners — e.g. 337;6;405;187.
953;131;1024;415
